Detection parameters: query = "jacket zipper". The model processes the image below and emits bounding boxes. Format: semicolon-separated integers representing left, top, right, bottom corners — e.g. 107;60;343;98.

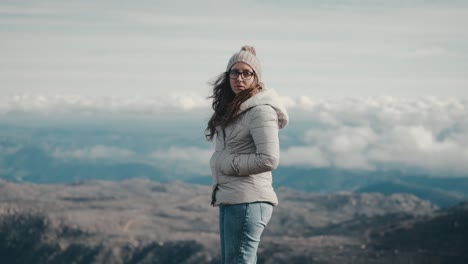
211;184;219;206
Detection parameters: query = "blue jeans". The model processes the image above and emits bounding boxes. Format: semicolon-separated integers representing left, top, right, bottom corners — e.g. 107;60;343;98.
219;202;273;264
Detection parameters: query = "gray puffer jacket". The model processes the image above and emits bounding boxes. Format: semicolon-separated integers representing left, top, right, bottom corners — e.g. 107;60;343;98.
210;90;289;206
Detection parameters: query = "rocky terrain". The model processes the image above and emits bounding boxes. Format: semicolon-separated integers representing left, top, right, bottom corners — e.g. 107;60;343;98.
0;179;466;263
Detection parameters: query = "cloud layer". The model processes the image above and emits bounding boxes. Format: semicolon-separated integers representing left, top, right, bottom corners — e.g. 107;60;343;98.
3;94;467;176
149;146;213;175
282;96;468;176
51;145;136;161
140;95;468;176
0;93;208;115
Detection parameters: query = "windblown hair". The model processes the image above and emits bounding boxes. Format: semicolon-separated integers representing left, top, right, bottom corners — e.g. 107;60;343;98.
205;72;263;141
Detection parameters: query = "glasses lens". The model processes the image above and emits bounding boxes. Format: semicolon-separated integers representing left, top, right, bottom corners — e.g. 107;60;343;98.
229;70;239;79
242;72;253;79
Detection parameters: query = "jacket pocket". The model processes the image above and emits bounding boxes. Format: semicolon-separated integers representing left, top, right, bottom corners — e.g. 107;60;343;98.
218;151;236;176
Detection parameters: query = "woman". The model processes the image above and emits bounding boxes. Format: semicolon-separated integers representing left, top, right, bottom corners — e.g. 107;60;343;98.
206;46;289;263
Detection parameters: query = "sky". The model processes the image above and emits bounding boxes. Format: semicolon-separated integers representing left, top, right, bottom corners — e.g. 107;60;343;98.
1;0;467;99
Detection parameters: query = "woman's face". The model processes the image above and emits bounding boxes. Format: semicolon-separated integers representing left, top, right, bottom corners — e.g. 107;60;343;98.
229;62;256;95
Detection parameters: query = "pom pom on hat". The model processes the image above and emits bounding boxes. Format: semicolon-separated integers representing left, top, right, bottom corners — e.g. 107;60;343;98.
226;45;262;82
240;45;256;56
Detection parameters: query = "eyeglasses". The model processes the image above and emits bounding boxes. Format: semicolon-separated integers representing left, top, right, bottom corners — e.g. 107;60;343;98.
228;69;255;80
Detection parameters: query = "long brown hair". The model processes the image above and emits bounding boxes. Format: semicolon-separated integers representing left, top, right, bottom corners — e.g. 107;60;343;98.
205;72;263;141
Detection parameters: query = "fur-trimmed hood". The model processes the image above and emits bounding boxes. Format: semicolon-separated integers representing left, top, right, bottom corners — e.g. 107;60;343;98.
238;89;289;129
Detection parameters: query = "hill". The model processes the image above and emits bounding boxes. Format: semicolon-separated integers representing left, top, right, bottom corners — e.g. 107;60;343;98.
1;179;466;263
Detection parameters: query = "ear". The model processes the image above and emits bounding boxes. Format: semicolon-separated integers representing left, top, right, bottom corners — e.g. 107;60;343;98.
250;75;259;88
254;76;264;90
258;82;265;90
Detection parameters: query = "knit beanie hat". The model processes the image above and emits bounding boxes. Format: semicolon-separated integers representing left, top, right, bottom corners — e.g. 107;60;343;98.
226;46;262;83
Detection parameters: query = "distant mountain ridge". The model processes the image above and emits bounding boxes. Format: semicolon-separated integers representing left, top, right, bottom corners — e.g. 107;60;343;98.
356;180;465;207
1;145;467;207
1;145;168;183
273;167;468;207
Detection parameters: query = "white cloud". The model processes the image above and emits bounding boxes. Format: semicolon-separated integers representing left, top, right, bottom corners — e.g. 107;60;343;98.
281;96;468;176
150;146;212;164
280;146;330;168
149;146;213;175
404;47;451;58
51;145;135;161
0;145;22;156
368;125;468;174
0;93;210;116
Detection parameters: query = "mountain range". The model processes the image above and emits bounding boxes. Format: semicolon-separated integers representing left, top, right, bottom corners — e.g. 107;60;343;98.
1;179;467;263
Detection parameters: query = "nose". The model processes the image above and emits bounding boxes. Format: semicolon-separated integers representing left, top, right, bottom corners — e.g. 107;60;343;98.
236;74;244;81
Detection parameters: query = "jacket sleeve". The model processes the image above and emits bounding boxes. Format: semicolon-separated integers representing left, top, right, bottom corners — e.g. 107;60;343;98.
219;105;280;176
